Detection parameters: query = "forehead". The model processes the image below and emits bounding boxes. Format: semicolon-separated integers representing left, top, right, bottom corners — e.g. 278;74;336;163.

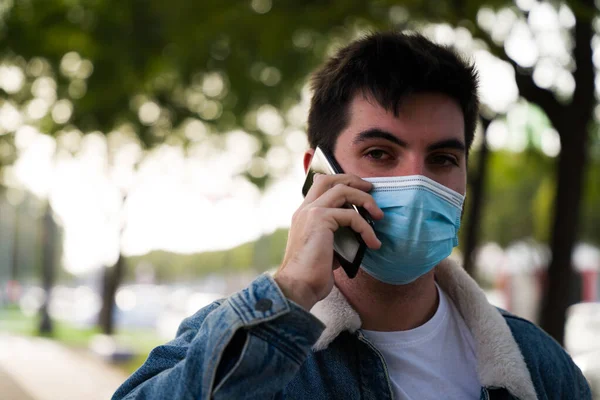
338;92;465;146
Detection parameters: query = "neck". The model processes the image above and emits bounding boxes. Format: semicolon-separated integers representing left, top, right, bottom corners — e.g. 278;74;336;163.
334;268;438;331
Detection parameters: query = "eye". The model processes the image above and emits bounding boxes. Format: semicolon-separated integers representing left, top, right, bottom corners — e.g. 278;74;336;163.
429;154;459;167
365;149;390;161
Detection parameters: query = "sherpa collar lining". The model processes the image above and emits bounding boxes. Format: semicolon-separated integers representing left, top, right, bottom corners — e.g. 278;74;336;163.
309;258;538;400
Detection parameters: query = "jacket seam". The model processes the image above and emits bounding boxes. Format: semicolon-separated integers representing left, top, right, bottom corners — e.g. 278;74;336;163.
212;329;251;395
205;324;241;398
194;301;224;332
251;325;306;365
228;292;291;327
500;313;538;327
204;305;245;398
357;333;394;399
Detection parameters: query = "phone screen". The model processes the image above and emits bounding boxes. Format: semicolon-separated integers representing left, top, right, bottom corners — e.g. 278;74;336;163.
301;146;372;278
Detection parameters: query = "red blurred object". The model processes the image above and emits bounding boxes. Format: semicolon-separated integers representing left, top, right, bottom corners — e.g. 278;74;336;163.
6;280;21;303
581;270;598;302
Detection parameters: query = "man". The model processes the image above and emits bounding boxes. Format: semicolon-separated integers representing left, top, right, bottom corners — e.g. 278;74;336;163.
113;31;591;399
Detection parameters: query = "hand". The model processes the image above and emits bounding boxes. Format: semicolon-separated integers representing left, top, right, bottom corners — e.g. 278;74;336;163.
274;173;383;311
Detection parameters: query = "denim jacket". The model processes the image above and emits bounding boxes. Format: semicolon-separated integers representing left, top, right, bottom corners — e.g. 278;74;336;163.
112;259;591;400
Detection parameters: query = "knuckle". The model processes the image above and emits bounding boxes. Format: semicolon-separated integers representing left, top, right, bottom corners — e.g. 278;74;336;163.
316;173;334;185
307;207;325;220
356;214;371;229
331;183;348;195
348;173;364;183
291;211;300;223
292;207;309;223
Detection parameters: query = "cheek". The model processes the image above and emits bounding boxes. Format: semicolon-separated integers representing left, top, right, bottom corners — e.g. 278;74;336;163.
333;147;361;175
454;173;467;197
440;168;467;196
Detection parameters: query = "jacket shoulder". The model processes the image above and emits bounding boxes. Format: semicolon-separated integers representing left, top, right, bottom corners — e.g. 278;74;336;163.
497;308;591;399
175;299;225;338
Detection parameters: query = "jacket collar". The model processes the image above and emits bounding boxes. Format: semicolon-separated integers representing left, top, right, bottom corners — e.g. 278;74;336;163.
309;258;538;400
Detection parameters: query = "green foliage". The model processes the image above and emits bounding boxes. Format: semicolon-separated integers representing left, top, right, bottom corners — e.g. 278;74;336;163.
0;306;37;335
0;305;97;343
2;1;377;146
460;146;600;249
580;160;600;243
0;306;164;375
3;0;600;278
461;148;554;247
0;189;64;284
0;0;514;158
532;176;555;243
124;228;288;282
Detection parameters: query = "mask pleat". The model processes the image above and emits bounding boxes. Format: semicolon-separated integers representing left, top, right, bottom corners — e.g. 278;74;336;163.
360;175;463;285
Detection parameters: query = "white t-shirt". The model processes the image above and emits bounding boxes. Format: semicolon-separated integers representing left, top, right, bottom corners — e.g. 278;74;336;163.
361;284;480;400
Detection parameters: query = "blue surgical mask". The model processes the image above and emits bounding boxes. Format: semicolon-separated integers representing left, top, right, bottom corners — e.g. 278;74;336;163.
361;175;464;285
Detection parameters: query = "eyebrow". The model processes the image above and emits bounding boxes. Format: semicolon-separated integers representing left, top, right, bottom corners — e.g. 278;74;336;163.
352;129;407;147
352;128;465;153
427;139;466;153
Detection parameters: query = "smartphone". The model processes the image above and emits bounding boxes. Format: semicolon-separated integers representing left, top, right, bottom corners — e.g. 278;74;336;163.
302;146;374;278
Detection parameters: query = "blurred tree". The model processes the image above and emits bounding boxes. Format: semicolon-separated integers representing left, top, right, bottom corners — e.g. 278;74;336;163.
462;117;492;277
125;228;288;283
39;202;58;335
580;159;600;243
98;253;125;335
461;0;594;345
1;0;599;343
489;1;595;344
98;190;127;335
10;197;20;286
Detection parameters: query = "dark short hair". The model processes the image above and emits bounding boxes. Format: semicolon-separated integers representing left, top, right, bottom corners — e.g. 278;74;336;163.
307;31;479;155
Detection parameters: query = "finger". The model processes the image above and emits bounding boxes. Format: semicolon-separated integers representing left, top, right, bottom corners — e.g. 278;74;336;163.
324;208;381;249
303;173;372;204
332;258;341;271
312;184;383;220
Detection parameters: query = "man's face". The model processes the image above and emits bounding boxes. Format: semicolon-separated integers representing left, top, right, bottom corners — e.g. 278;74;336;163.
332;92;467;196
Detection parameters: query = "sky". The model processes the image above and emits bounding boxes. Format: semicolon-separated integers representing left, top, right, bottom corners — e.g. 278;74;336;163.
8;123;308;274
1;3;578;275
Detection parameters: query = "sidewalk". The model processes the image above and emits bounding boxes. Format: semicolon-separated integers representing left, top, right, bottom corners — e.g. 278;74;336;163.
0;333;128;400
0;365;35;400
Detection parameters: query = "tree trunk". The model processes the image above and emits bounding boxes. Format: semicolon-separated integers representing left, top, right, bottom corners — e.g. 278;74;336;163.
7;197;21;304
462;117;492;277
98;253;126;335
10;200;20;283
539;137;588;344
539;8;595;345
38;202;56;335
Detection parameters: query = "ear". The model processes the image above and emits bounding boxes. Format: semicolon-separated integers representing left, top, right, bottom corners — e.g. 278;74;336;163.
303;148;315;174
